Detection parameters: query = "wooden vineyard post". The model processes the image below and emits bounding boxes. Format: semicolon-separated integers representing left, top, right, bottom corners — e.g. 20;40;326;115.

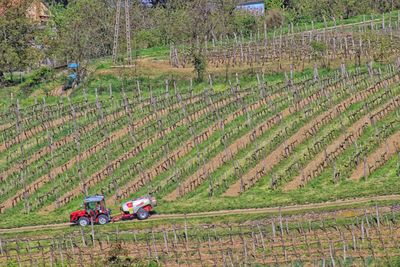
136;80;142;106
57;238;65;267
250;230;257;263
171;225;180;264
238;224;249;265
116;225;120;242
50;239;55;267
69;236;76;261
184;215;190;259
165;80;169;101
271;218;276;239
314;64;319;82
25;239;33;266
257;223;267;264
339;226;348;264
78;244;84;267
278;209;288;262
122;88;136;144
80;226;87;247
361;218;365;242
364;221;376;262
206;232;216;266
289;223;302;264
268;220;279;265
398;150;400;177
329;241;336;267
333;161;339;184
132;230;143;259
227;225;235;264
375;204;380;229
90;217;95;247
363;156;368;180
162;229;169;257
196;237;204;267
151;228;160;265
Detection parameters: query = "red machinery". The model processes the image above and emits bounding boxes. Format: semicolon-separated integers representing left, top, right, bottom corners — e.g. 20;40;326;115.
70;195;111;226
70;195;157;226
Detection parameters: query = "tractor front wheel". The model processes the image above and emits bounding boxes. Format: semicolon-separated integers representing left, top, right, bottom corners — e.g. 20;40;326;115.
97;214;108;225
136;208;149;220
78;217;89;227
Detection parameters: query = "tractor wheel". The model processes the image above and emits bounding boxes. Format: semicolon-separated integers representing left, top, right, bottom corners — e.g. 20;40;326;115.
136;208;149;220
78;217;89;227
97;214;108;225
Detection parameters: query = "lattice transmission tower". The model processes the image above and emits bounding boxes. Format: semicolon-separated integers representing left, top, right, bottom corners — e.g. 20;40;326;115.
112;0;133;65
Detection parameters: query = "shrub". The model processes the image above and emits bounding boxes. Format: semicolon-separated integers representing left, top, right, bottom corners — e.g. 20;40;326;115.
234;11;257;37
20;66;54;92
135;29;163;49
265;9;285;29
192;51;207;83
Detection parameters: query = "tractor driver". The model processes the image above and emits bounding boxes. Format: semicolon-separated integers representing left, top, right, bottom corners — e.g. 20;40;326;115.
86;201;101;212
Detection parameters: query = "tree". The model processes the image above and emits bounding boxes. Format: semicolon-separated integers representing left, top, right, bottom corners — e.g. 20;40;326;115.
48;0;113;63
0;0;42;81
148;0;168;7
44;0;68;6
187;0;214;82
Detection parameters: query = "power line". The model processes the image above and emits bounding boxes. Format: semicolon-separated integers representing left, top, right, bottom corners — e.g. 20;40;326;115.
112;0;133;65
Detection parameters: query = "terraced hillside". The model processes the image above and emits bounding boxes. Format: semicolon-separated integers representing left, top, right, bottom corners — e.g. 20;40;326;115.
0;61;400;226
1;12;400;231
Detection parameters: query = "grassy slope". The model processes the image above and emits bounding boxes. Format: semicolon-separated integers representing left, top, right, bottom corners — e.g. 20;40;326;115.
1;12;400;228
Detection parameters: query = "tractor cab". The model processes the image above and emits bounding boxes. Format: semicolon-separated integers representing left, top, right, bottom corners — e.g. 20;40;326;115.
70;195;111;226
84;195;106;213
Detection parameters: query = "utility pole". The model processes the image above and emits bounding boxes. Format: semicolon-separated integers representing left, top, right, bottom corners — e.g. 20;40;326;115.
112;0;133;65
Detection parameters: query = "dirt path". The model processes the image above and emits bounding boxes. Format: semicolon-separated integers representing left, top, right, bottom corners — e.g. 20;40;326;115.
49;86;73;97
350;130;400;180
224;74;400;196
284;95;400;191
42;92;251;213
1;194;399;234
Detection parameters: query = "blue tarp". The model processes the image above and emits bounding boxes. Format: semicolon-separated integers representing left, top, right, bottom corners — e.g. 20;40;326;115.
68;63;79;69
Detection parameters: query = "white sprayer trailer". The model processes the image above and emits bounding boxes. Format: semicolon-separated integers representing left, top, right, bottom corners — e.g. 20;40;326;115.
71;194;157;226
112;195;157;222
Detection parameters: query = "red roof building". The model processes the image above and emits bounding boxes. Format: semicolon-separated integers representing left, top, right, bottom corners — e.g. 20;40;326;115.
0;0;50;24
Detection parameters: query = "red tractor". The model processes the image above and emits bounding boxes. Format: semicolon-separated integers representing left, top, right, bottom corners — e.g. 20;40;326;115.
70;195;111;227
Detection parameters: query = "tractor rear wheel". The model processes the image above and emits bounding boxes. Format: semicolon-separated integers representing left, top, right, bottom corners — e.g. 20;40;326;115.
97;214;108;225
78;217;89;227
136;208;149;220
